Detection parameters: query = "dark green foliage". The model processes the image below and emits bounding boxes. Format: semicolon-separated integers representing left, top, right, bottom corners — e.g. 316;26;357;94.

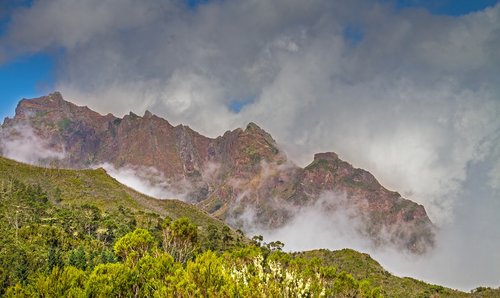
5;230;385;297
334;271;359;297
0;177;246;296
204;224;222;251
47;246;64;272
68;247;87;270
0;178;147;295
13;251;29;285
0;157;489;297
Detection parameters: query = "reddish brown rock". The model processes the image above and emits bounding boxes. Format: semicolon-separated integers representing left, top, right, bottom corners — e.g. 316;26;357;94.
1;93;435;253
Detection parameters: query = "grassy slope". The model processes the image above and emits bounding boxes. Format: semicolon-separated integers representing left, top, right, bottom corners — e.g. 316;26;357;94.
296;249;500;297
0;156;228;231
1;156;498;297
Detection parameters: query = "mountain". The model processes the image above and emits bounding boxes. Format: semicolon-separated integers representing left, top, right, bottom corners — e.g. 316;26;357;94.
1;92;435;253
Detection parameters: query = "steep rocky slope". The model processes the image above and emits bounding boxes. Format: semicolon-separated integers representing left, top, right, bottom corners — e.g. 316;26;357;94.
1;92;435;253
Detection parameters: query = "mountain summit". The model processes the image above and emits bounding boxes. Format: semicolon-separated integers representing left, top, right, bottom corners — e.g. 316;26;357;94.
1;92;435;253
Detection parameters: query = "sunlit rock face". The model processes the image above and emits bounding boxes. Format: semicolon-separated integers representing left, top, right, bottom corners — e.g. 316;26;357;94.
2;92;435;253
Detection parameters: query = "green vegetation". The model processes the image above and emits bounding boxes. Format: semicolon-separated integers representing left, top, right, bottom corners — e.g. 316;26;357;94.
0;156;230;231
295;249;469;298
244;145;263;164
57;118;72;132
0;176;245;296
0;176;380;297
0;156;498;297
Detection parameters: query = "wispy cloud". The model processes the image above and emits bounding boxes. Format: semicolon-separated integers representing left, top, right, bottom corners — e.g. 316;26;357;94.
98;163;190;200
249;189;500;291
253;192;372;252
0;123;65;164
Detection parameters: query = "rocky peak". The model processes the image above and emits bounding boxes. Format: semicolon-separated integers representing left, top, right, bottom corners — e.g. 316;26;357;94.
13;92;113;128
245;122;271;138
245;122;263;132
244;122;279;150
15;91;64;118
314;152;339;161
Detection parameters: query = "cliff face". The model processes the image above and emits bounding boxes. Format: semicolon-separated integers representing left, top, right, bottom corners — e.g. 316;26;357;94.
1;92;435;253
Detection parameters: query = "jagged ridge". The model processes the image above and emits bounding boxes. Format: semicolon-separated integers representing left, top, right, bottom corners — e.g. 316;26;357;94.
1;92;435;253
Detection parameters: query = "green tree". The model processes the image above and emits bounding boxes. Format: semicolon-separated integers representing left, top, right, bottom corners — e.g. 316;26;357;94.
334;271;359;297
162;217;198;263
47;246;64;272
9;266;87;298
184;251;226;297
85;263;136;297
68;247;87;270
114;229;155;266
135;253;178;297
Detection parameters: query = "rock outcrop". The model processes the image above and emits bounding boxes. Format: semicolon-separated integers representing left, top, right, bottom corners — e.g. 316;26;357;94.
1;92;435;253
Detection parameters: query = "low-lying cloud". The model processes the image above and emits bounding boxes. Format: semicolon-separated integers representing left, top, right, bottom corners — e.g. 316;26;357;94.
257;192;372;252
0;123;65;164
98;163;189;201
250;187;500;291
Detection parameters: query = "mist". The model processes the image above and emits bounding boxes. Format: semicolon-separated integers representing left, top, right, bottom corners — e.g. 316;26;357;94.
223;176;498;290
98;163;189;201
0;123;65;164
1;0;499;291
255;183;500;291
257;192;372;252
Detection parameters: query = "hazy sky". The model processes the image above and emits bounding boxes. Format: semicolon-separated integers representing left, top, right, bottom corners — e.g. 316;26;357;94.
1;0;499;290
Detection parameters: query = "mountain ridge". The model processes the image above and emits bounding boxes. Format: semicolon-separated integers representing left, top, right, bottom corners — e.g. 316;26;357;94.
1;92;435;254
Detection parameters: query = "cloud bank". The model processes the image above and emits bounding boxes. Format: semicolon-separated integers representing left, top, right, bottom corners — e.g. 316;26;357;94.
98;163;189;200
256;187;500;290
1;0;499;290
0;123;65;164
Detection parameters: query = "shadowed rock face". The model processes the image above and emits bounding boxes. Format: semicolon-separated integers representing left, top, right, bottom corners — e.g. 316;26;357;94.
1;92;435;253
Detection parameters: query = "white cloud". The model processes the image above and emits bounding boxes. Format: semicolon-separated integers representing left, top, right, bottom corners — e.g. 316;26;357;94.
256;189;500;291
0;123;65;164
257;192;372;253
98;163;189;200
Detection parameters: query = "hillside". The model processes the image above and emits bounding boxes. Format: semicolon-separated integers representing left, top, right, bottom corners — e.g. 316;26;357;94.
1;92;435;253
298;249;500;297
0;156;234;234
1;156;498;296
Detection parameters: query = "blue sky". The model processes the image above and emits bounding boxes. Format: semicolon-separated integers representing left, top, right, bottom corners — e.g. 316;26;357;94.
0;0;498;121
0;53;54;120
394;0;500;15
